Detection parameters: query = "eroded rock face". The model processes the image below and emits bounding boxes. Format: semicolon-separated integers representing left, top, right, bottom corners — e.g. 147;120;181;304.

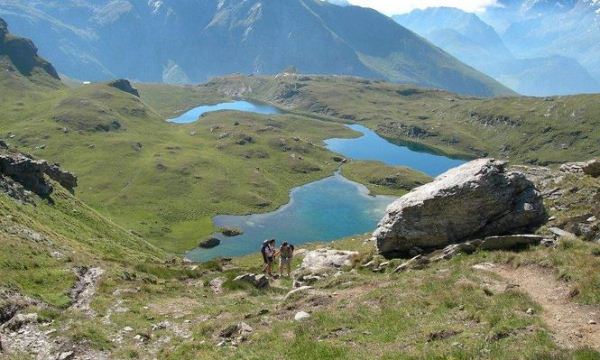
374;159;546;256
107;79;140;97
0;153;77;197
0;17;59;79
0;154;52;197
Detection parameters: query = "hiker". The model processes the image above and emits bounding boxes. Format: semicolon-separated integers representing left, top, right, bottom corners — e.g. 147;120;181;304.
261;239;276;277
278;241;295;277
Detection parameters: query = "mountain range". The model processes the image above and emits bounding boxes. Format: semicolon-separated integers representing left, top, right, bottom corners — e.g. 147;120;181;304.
394;4;600;96
0;0;512;97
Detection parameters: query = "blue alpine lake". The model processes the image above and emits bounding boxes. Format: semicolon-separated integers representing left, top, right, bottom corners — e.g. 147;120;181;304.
174;101;466;261
185;173;396;262
168;100;280;123
325;124;465;177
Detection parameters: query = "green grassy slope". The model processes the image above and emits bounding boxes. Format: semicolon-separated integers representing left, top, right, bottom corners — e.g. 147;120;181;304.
1;167;598;359
206;75;600;165
1;82;361;253
341;161;432;196
0;182;165;307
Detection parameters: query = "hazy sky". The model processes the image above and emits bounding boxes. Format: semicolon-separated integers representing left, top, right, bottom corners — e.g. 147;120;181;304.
327;0;499;15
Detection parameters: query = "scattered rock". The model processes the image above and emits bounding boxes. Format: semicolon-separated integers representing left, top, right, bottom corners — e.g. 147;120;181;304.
220;227;243;237
427;329;461;342
151;321;170;331
219;322;253;341
526;308;535;315
299;249;359;273
374;159;546;257
560;159;600;177
479;235;544;250
540;238;557;247
293;274;322;288
209;277;225;294
285;286;313;300
58;351;75;360
233;273;269;289
294;311;311;321
70;267;104;315
2;313;38;331
199;237;221;249
394;255;429;273
589;320;597;325
548;227;577;239
429;242;478;262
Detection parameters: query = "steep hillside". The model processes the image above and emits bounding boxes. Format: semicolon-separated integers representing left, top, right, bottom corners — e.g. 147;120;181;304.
0;1;513;97
394;7;600;96
0;17;62;92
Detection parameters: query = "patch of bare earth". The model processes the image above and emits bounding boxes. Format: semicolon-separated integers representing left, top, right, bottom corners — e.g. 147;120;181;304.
476;263;600;351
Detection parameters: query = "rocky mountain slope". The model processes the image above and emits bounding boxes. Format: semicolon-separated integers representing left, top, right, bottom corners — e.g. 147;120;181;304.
0;18;598;359
481;0;600;85
0;17;62;93
0;2;513;97
394;7;600;96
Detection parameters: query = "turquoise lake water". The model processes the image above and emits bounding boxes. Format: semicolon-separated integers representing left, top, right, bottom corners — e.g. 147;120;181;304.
185;173;395;262
168;100;280;123
325;124;466;177
173;101;466;261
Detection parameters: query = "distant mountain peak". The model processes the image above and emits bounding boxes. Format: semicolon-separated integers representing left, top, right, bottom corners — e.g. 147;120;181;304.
0;1;512;96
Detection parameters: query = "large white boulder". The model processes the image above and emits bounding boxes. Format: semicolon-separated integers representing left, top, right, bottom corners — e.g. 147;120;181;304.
373;159;546;256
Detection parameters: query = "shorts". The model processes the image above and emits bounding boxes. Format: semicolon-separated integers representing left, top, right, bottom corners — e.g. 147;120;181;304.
280;257;292;266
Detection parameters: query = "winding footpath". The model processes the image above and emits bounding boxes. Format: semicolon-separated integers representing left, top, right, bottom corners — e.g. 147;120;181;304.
479;264;600;351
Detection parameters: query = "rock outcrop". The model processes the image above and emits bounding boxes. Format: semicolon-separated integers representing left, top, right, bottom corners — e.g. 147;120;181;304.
199;237;220;249
107;79;140;97
0;18;7;39
0;17;60;79
0;152;77;198
299;249;359;273
233;274;269;289
374;159;546;256
560;159;600;178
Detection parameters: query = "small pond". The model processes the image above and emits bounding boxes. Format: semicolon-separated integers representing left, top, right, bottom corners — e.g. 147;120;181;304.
325;124;465;177
173;102;467;261
185;173;395;262
168;100;280;123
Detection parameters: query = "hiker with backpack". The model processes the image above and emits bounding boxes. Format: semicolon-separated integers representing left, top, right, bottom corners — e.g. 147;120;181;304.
278;241;295;278
261;239;276;277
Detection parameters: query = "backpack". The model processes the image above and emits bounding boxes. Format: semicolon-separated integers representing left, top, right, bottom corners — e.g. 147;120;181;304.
261;243;273;257
281;244;294;258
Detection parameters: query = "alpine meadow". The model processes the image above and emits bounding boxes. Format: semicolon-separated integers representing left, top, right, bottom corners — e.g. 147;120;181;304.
0;1;599;359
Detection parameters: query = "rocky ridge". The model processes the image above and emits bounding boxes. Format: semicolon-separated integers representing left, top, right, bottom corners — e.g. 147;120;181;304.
0;16;59;80
0;147;77;200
